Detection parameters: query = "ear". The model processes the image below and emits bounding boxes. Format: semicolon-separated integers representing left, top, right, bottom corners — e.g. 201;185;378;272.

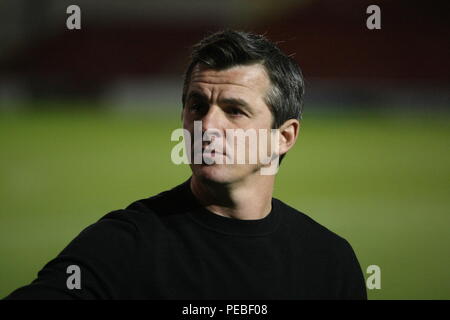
277;119;300;156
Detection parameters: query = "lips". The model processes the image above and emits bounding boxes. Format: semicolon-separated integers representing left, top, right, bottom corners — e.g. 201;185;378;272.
195;145;228;164
201;141;226;156
202;148;225;157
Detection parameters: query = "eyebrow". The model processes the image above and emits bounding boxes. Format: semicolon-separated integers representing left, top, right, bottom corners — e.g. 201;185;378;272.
220;97;250;109
187;90;252;111
186;90;208;103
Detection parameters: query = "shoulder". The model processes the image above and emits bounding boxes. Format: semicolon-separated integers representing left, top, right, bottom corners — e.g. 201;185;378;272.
274;198;365;295
274;198;355;255
95;180;193;232
56;185;187;264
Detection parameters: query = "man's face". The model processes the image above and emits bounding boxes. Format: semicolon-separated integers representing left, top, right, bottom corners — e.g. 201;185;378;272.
182;63;275;184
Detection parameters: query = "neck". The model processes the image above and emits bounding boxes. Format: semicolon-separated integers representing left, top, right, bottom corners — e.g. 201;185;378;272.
190;174;275;220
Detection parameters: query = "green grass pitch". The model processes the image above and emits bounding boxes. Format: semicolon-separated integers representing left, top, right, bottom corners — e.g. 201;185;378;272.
1;108;449;299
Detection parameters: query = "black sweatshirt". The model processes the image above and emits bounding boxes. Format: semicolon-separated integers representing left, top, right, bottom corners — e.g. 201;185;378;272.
5;178;367;300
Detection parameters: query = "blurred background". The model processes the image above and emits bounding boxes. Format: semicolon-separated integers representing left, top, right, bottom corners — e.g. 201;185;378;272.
0;0;449;299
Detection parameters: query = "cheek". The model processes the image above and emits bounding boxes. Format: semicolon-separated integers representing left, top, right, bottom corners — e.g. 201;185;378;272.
182;115;193;131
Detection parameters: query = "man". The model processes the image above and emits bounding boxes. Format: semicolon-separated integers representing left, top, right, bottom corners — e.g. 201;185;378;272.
5;30;367;299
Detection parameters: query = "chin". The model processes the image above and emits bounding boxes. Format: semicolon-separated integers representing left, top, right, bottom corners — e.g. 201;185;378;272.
191;163;232;184
190;163;261;185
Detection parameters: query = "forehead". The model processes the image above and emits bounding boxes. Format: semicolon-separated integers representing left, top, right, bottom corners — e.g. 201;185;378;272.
188;63;271;98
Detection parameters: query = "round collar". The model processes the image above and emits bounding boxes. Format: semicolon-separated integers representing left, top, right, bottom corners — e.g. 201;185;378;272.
179;177;281;237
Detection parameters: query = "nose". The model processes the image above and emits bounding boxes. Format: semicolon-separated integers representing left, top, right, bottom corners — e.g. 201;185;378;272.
200;105;225;149
201;105;222;133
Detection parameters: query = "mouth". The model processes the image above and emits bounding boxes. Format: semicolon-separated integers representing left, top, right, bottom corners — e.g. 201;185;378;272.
201;148;225;157
200;141;226;156
191;145;228;165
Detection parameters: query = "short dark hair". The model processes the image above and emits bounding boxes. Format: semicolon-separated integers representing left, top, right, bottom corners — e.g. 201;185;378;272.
182;29;305;163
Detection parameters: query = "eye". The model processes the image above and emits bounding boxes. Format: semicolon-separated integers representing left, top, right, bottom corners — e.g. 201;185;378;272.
189;102;206;113
227;107;245;116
